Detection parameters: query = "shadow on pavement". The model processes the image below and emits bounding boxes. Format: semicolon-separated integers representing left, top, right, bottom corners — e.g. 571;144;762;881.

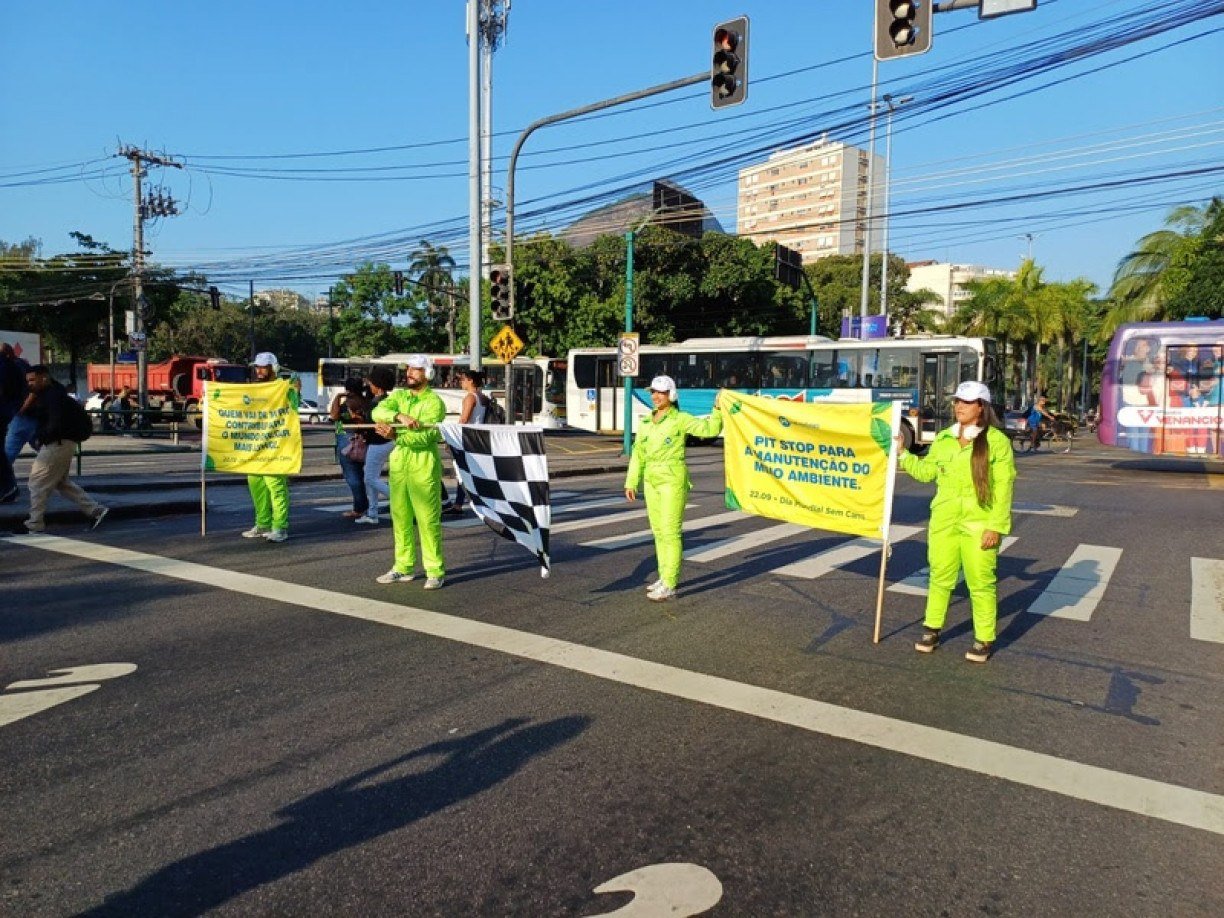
82;715;591;917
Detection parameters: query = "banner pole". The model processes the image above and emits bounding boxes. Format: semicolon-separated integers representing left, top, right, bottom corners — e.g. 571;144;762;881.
874;402;905;645
200;467;206;537
873;542;888;643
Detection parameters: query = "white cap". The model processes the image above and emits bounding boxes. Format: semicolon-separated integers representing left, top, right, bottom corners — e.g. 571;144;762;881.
404;354;430;370
253;352;278;368
954;380;991;403
649;375;677;398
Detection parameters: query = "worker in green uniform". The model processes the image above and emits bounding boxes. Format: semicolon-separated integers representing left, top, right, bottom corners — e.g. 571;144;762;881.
371;354;447;589
896;380;1016;663
242;352;298;544
624;375;724;602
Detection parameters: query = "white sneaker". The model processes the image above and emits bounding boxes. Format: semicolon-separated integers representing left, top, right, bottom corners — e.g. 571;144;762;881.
648;585;676;602
242;526;270;539
354;515;379;525
263;529;288;543
376;570;414;584
423;576;445;590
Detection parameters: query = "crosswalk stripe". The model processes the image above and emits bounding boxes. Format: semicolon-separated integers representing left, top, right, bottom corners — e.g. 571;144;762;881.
888;536;1019;596
1190;558;1224;643
685;521;811;563
555;505;684;535
1026;544;1122;621
1013;502;1078;518
580;510;743;550
772;525;922;580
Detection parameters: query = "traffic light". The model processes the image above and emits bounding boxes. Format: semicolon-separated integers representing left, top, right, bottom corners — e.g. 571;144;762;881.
774;243;804;290
711;17;749;109
490;264;513;321
97;321;108;347
874;1;932;61
208;285;220;309
393;270;404;296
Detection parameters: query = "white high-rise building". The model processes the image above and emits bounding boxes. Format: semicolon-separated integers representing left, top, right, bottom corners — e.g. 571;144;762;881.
905;261;1017;319
736;137;885;263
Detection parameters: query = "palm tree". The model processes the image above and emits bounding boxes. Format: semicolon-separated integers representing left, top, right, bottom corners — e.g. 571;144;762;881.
1102;198;1221;337
889;288;944;337
408;239;457;352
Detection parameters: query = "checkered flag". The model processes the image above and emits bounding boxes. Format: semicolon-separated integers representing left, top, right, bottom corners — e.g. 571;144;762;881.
439;423;551;577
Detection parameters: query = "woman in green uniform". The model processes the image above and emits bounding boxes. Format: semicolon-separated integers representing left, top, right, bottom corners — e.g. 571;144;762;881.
896;380;1016;662
624;376;724;602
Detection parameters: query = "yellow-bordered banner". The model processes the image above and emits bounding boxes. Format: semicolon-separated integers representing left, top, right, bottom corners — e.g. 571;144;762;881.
202;379;302;475
722;392;901;539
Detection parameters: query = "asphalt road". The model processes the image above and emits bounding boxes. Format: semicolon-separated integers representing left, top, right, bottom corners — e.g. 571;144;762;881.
1;444;1222;916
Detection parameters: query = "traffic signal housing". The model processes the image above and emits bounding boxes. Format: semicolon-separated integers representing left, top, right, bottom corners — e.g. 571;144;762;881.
711;17;749;109
874;1;932;61
490;265;513;321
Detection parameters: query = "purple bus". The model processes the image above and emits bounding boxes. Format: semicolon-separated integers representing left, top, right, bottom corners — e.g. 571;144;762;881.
1098;320;1223;456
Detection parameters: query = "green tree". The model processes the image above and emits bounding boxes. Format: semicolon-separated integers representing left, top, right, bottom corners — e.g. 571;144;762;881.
408;239;458;352
1104;198;1223;335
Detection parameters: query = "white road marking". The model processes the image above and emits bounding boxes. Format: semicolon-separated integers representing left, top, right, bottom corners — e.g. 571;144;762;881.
1190;557;1224;643
591;863;722;917
684;522;811;564
7;534;1224;838
580;510;744;550
6;663;137;690
554;505;692;536
1013;502;1079;518
1026;545;1123;621
888;537;1019;596
773;525;922;580
0;686;99;728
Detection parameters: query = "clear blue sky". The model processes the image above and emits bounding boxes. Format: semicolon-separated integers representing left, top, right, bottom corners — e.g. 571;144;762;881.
2;0;1220;302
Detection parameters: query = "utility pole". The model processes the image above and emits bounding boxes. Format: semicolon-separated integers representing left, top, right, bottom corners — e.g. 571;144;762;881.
879;93;913;321
249;281;257;361
479;2;508;292
857;58;879;340
466;0;483;373
118;145;182;412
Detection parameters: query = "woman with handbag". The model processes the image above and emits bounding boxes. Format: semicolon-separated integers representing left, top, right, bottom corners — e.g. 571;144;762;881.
356;366;396;525
329;378;370;519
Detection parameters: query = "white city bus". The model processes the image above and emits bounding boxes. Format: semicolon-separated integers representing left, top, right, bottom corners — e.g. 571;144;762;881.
318;353;567;427
566;334;999;448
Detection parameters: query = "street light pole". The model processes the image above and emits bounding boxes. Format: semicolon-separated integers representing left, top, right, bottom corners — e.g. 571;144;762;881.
879;93;913;321
857;57;879;339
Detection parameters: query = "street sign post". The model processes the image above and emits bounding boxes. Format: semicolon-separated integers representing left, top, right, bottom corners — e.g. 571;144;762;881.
617;332;640;378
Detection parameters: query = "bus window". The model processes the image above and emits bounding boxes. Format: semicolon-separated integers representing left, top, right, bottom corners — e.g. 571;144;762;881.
810;351;837;387
717;353;758;388
834;351;860;388
572;354;597;389
877;347;919;389
762;353;806;388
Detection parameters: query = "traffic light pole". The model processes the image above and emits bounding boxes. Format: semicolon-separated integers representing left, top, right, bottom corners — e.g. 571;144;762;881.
503;71;707;319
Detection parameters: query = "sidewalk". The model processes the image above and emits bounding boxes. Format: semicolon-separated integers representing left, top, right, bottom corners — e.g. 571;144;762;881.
0;429;630;529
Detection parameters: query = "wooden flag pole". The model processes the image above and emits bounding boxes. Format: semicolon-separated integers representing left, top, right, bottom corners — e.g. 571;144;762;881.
872;541;890;644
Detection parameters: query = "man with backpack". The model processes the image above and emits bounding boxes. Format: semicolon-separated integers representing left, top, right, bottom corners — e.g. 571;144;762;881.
16;365;107;534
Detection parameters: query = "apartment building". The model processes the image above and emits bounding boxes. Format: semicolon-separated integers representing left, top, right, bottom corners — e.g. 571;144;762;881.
905;261;1017;319
736;138;885;263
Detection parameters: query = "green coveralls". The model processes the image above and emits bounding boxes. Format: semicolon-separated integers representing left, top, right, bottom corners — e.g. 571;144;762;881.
247;388;299;532
624;406;724;590
899;425;1016;643
371;386;447;579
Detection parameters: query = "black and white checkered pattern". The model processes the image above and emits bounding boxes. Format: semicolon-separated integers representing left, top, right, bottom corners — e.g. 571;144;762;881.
439;423;550;576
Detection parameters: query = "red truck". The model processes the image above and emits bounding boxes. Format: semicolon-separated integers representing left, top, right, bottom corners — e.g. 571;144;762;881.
87;355;248;425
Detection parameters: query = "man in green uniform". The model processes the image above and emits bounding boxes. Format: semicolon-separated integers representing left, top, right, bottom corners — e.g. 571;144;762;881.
242;352;298;543
371;354;447;588
624;375;724;601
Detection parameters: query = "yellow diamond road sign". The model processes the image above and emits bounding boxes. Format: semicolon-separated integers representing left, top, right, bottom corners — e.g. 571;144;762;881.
490;325;524;363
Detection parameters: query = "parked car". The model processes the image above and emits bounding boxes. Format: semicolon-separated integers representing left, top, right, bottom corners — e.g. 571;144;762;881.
298;399;326;425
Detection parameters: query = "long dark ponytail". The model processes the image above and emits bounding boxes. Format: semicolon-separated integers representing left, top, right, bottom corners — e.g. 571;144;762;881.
970;403;1005;507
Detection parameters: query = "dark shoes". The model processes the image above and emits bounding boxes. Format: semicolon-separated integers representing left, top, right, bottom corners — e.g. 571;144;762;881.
914;628;940;653
964;641;993;663
0;486;18;504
